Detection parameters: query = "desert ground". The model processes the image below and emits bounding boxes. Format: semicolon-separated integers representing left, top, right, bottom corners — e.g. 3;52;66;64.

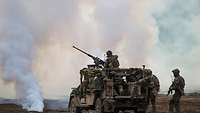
0;95;200;113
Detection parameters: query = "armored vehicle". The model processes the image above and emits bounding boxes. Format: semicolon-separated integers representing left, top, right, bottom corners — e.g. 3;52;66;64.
68;46;153;113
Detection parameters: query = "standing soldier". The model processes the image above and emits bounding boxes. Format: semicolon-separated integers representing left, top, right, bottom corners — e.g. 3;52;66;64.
104;50;120;68
148;70;160;113
167;68;185;113
104;50;121;95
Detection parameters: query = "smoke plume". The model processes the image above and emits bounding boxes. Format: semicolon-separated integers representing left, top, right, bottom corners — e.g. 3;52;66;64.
150;0;200;92
0;1;44;112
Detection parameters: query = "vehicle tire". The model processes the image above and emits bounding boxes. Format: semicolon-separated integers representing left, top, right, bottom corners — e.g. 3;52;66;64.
95;98;103;113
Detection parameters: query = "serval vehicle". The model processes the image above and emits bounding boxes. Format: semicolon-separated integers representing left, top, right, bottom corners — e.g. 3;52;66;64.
68;46;152;113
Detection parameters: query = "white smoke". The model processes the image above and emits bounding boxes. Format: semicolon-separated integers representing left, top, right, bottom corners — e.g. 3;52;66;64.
33;0;161;98
150;0;200;92
0;23;44;111
0;1;44;112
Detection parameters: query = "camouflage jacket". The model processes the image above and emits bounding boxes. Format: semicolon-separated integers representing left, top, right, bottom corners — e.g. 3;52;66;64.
104;55;119;68
169;75;185;95
149;75;160;95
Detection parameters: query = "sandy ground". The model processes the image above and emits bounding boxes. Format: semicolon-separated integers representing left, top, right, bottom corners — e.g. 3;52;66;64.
0;95;200;113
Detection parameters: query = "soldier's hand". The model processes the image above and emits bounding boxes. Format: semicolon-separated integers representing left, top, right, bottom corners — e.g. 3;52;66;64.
167;91;169;96
167;90;172;96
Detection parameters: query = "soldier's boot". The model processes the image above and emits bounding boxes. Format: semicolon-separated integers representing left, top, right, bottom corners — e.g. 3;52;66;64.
168;100;174;113
175;103;181;113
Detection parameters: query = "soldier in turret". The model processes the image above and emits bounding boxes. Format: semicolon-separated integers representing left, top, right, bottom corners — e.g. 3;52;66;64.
104;50;120;68
168;68;185;113
104;50;121;95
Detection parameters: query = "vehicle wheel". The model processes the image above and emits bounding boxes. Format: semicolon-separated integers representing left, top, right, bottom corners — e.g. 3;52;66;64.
69;97;79;112
95;98;102;113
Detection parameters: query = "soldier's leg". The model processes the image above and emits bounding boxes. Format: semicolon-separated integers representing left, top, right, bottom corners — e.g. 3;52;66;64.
151;95;156;113
174;94;181;113
168;96;175;113
175;103;180;113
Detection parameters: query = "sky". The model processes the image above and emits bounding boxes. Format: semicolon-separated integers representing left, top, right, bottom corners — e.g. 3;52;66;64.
0;0;200;99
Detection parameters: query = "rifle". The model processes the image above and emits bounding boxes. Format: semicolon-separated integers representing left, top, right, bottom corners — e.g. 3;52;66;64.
72;46;105;67
167;80;175;96
167;87;173;96
167;74;174;96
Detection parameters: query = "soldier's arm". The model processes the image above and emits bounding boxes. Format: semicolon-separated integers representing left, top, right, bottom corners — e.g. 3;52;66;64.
154;75;160;92
169;77;180;90
167;83;174;95
172;78;180;90
167;82;175;96
104;59;109;68
114;55;120;67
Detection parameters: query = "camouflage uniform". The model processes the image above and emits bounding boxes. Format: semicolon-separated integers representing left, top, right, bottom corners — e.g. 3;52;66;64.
104;50;121;95
104;50;119;68
149;74;160;113
168;69;185;113
94;72;104;90
80;68;96;95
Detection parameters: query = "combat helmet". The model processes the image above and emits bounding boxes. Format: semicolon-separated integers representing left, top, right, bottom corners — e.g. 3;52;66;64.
172;68;180;74
106;50;112;57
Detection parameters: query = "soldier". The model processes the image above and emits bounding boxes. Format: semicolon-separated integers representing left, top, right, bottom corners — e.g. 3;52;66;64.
147;70;160;113
149;74;160;113
104;50;120;68
168;68;185;113
104;50;121;95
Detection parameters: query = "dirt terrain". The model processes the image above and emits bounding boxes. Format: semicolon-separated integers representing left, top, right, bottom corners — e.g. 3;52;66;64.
0;95;200;113
156;95;200;113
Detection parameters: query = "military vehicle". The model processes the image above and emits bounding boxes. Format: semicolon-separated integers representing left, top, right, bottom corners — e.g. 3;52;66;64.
68;46;153;113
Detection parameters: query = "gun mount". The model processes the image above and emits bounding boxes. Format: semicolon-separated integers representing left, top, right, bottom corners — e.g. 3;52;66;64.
73;46;105;67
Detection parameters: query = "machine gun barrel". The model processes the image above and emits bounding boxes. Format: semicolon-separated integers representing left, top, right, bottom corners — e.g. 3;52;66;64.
73;46;95;59
72;46;105;66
